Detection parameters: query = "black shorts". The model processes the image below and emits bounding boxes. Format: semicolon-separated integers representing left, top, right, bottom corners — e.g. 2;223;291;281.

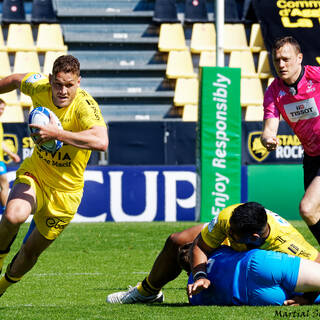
303;153;320;190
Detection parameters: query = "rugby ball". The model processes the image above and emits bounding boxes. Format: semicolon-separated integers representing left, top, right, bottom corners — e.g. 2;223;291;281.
28;106;63;153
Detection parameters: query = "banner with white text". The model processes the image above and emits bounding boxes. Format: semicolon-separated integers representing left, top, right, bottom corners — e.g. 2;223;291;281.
253;0;320;67
198;67;241;222
5;166;197;222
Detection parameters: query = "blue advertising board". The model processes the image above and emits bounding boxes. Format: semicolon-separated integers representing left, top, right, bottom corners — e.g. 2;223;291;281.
5;166;197;222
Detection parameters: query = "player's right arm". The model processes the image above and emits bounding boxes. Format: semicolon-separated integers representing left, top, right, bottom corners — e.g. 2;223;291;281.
187;234;214;298
260;117;280;151
0;73;27;93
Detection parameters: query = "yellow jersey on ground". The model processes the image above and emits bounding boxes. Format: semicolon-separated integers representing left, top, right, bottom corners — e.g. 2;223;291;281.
20;72;107;192
201;203;318;261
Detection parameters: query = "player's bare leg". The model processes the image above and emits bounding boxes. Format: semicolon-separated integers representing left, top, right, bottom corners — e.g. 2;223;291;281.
106;224;204;304
0;224;53;296
146;224;204;289
0;173;9;208
0;183;34;275
300;176;320;245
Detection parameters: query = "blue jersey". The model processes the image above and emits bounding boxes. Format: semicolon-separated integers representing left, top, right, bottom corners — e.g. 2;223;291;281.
188;246;301;306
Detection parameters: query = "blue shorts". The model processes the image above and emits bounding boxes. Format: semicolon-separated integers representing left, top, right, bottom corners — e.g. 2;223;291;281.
189;247;301;306
243;250;300;306
0;161;7;175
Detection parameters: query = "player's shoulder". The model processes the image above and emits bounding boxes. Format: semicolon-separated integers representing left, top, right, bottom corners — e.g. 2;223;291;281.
218;203;242;220
304;65;320;81
22;72;48;85
266;209;292;227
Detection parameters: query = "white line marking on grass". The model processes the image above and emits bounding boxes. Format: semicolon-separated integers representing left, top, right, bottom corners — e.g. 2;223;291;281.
32;272;104;277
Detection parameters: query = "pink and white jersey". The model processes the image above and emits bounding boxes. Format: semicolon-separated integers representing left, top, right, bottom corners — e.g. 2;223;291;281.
264;65;320;156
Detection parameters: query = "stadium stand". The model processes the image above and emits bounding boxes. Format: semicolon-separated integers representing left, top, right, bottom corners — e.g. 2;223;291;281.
190;23;215;53
0;0;267;122
199;50;216;67
6;23;36;51
173;78;199;106
184;0;208;23
228;50;257;78
153;0;179;23
166;50;197;79
2;0;26;23
0;52;11;78
31;0;57;23
182;104;198;121
0;105;24;122
158;23;187;51
13;51;41;73
42;50;67;75
36;23;68;52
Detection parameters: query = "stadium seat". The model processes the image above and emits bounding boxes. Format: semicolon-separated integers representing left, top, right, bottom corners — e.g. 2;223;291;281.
244;105;264;121
240;78;264;106
199;51;216;67
36;24;68;52
43;51;67;75
0;52;11;78
158;23;187;52
0;105;24;122
182;104;198;121
184;0;208;23
0;27;7;52
267;77;275;87
174;78;199;106
6;24;36;52
190;23;215;53
0;91;20;106
249;23;265;52
153;0;178;23
257;50;272;79
229;50;257;78
225;0;241;22
13;51;41;74
166;50;197;79
2;0;26;23
224;24;249;52
31;0;57;23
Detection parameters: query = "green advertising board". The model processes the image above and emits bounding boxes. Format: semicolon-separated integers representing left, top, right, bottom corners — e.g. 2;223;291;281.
247;164;303;220
197;67;241;222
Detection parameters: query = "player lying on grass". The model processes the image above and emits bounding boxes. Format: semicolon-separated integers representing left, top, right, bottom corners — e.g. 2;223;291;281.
107;202;320;304
187;245;320;306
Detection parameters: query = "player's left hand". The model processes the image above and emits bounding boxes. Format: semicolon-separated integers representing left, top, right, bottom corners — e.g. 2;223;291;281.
284;295;310;306
187;278;211;298
11;153;20;163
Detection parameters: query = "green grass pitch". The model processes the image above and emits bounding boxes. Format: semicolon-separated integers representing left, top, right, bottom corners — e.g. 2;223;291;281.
0;221;319;319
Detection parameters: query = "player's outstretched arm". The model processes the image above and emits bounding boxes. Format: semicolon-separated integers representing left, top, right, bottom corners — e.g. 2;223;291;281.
187;234;213;298
0;73;27;93
2;142;20;163
260;117;280;151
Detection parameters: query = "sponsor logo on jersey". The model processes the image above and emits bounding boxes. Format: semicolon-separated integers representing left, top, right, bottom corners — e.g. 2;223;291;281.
208;216;218;232
274;236;286;244
278;90;286;98
25;73;46;84
288;244;299;255
306;80;315;93
248;131;269;162
284;97;319;122
298;250;311;259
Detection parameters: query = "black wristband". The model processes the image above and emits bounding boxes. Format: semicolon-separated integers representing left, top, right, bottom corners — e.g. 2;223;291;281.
193;271;208;282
